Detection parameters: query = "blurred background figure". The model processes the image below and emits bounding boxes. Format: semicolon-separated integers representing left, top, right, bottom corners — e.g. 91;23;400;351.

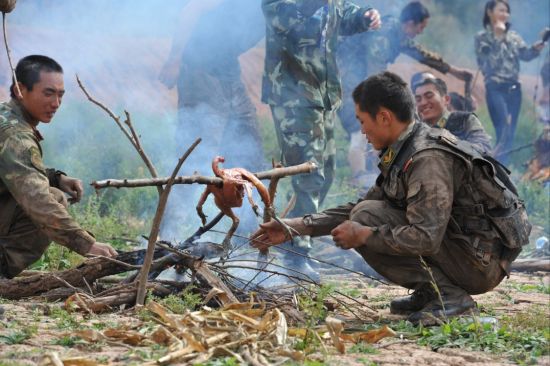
475;0;546;165
159;0;266;237
261;0;381;280
159;0;265;173
337;1;472;189
411;72;492;155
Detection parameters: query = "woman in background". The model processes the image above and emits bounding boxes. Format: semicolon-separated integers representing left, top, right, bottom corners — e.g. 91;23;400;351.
475;0;545;164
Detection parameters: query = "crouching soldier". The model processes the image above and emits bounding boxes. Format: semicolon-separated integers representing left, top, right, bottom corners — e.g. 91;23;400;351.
252;72;531;325
0;55;117;279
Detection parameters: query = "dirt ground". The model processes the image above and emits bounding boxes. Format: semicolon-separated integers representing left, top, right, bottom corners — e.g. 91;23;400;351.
0;269;548;366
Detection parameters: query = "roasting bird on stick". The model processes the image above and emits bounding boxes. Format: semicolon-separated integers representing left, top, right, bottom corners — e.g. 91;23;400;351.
196;156;294;256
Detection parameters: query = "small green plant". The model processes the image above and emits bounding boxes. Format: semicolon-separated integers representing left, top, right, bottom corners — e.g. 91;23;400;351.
153;286;203;314
0;325;36;345
52;335;83;347
50;307;81;330
293;284;335;352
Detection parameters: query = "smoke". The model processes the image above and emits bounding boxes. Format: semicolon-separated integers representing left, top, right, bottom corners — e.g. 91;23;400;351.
1;0;268;241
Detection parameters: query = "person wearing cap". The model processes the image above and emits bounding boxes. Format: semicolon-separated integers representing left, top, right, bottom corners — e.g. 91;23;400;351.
411;72;492;155
0;55;117;279
337;1;472;188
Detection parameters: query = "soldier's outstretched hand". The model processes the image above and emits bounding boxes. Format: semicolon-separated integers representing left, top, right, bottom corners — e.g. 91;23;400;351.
250;219;288;251
364;9;381;30
58;174;84;204
87;242;118;257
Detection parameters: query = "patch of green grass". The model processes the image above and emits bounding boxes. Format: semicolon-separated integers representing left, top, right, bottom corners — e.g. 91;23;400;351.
196;358;240;366
0;325;36;345
50;307;81;330
507;282;550;295
356;358;378;366
51;335;83;347
349;342;379;354
414;314;550;364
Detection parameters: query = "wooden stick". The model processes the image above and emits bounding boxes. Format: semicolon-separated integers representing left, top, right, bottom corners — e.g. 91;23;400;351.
135;138;201;305
2;12;21;98
76;75;163;195
91;161;317;190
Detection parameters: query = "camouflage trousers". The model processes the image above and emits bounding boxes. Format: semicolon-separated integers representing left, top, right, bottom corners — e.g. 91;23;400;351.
351;200;505;295
270;106;336;221
0;188;67;278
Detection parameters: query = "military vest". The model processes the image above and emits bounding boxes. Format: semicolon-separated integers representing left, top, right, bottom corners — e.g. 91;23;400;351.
381;123;531;257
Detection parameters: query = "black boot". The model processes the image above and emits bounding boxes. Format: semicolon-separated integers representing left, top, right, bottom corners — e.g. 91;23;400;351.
407;289;477;326
390;284;436;315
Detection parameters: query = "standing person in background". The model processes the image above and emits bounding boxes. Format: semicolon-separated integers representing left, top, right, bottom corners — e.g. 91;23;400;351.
338;1;472;188
159;0;265;172
261;0;381;279
475;0;546;165
159;0;266;237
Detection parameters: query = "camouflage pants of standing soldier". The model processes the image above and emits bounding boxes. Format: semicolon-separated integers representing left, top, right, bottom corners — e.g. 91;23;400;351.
271;106;336;253
351;200;506;295
0;188;68;278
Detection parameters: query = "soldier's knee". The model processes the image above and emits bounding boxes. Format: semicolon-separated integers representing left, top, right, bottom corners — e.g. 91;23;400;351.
49;187;68;208
350;200;387;226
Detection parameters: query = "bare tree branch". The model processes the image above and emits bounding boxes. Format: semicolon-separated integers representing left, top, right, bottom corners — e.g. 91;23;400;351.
135;138;201;305
75;75;163;195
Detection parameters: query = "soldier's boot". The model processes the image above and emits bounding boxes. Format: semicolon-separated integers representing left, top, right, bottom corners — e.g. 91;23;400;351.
282;236;320;283
407;285;477;326
390;284;436;315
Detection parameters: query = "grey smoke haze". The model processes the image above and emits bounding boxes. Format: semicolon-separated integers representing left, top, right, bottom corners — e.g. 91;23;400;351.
1;0;548;241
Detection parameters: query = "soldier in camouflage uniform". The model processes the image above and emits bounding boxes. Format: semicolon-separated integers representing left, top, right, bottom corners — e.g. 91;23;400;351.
475;0;545;164
253;72;531;324
411;73;492;155
0;55;117;279
261;0;381;277
338;1;473;186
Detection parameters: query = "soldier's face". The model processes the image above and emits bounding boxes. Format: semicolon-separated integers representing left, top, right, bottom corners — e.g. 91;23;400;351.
355;104;391;150
19;71;65;124
414;84;449;126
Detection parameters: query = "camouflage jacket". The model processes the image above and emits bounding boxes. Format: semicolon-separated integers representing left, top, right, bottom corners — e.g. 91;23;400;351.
0;100;94;255
302;122;511;257
433;111;492;156
475;28;541;85
339;15;450;86
261;0;374;110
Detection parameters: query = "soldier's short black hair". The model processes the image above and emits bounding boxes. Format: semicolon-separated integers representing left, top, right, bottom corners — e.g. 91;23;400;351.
353;71;415;123
411;74;447;96
10;55;63;99
483;0;511;31
400;1;430;24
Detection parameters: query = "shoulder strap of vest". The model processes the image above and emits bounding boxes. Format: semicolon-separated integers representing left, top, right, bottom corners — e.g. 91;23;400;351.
446;111;472;131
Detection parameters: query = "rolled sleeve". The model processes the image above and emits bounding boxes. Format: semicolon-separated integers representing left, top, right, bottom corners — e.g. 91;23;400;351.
303;200;358;236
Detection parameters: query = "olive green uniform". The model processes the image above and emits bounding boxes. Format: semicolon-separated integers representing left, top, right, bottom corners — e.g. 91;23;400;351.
0;100;94;278
262;0;375;255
